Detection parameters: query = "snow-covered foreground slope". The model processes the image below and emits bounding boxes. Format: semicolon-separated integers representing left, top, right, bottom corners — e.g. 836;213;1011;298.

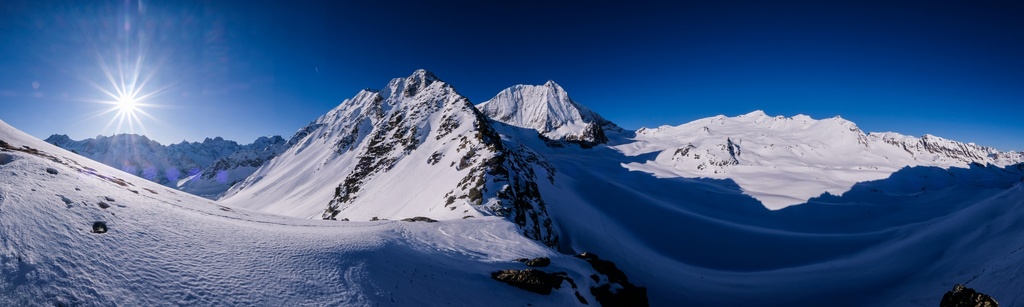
0;120;611;306
619;110;1024;209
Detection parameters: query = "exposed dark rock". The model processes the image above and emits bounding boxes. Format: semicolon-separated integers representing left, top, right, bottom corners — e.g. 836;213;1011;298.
92;222;108;234
369;216;379;221
104;196;115;202
940;284;998;307
576;252;649;306
401;216;438;223
526;257;551;267
97;201;110;209
575;252;628;284
490;269;565;295
591;283;649;307
45;167;59;175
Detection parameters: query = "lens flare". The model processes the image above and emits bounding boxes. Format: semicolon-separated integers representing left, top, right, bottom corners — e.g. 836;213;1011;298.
73;0;176;136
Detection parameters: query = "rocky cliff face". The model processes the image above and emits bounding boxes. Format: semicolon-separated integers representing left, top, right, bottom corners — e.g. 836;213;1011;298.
222;70;558;246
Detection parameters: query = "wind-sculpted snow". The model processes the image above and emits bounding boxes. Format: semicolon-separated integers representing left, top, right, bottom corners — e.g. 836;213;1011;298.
524;132;1024;305
619;110;1024;209
0;119;610;306
21;71;1024;305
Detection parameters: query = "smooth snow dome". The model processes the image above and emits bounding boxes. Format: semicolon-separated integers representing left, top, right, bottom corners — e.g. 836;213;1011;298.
618;110;1024;209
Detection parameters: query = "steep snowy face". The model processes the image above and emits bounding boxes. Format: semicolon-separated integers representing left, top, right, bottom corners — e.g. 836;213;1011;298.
221;70;558;246
618;110;1024;209
45;133;286;198
477;81;617;146
176;135;288;198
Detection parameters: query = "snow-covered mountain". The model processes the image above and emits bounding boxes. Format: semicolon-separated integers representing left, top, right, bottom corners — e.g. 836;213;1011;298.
15;70;1024;305
176;135;288;198
221;70;559;246
477;80;621;146
0;119;632;306
216;71;1024;305
619;110;1024;209
45;133;287;198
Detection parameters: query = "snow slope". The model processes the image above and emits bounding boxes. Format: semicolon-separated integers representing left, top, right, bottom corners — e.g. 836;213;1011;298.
221;70;559;245
217;71;1024;305
477;81;619;145
505;121;1024;305
0;119;610;306
618;110;1024;209
21;70;1024;305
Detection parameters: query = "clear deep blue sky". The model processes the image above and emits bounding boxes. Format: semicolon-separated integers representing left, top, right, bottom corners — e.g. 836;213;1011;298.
1;1;1022;150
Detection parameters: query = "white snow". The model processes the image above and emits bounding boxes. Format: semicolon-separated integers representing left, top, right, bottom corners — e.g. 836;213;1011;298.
617;110;1024;209
477;81;612;141
0;119;603;306
6;71;1024;306
221;71;508;221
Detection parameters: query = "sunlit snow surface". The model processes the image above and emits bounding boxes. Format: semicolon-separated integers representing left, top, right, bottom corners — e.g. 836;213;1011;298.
617;110;1023;209
5;99;1024;306
0;120;597;306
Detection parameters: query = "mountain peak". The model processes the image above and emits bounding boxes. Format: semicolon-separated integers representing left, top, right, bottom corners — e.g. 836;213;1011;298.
477;82;615;146
739;110;768;118
409;69;439;83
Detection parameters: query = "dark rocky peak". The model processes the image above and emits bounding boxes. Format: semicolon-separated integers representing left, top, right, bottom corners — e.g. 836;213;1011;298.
44;134;73;145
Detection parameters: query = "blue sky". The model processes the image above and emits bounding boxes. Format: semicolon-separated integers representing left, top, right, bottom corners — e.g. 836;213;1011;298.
1;1;1022;150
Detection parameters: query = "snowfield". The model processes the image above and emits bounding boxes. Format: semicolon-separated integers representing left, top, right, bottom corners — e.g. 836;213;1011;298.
0;120;603;306
4;70;1024;306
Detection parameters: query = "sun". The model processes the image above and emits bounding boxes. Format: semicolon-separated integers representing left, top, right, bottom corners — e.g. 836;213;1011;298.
117;95;138;113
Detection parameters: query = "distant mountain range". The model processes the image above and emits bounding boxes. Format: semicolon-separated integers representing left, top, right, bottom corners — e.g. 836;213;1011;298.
32;69;1024;305
45;133;288;198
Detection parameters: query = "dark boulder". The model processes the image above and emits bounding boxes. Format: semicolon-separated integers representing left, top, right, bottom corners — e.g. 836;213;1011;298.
400;216;438;223
92;221;108;234
490;269;565;295
46;167;59;175
526;257;551;267
576;252;649;306
575;252;628;283
940;284;998;307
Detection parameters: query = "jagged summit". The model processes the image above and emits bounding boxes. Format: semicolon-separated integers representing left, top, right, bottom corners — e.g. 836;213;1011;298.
476;81;618;146
45;133;287;198
221;70;559;245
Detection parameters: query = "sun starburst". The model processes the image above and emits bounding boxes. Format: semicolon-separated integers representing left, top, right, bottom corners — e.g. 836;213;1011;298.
71;0;177;136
